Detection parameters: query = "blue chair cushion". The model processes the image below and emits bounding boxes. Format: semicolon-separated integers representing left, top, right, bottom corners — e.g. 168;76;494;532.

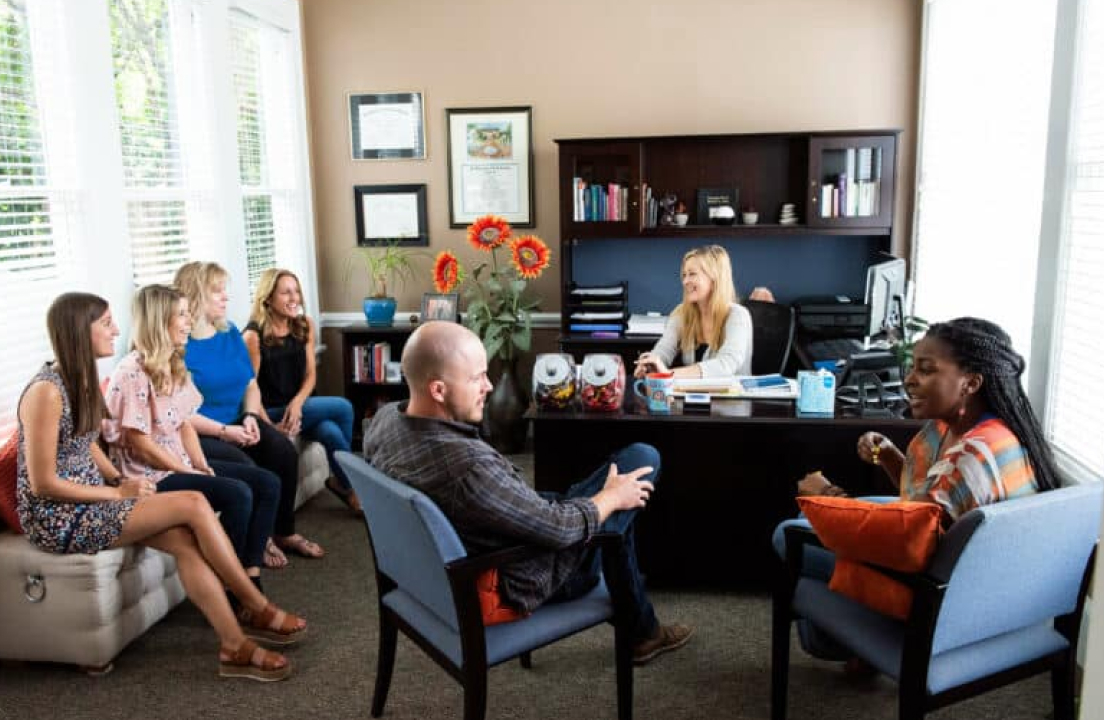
383;577;614;668
795;577;1070;694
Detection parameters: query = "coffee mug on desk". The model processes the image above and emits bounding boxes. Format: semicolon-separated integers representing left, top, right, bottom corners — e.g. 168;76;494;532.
634;372;674;413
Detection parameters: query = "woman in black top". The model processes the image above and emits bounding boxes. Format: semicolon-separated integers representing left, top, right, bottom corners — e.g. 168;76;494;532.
243;269;360;514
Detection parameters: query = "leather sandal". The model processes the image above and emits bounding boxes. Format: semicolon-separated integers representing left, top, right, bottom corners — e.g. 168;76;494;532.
275;534;325;559
218;638;291;682
238;602;308;646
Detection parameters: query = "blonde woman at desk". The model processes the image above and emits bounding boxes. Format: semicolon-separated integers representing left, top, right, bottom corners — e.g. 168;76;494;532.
634;245;753;379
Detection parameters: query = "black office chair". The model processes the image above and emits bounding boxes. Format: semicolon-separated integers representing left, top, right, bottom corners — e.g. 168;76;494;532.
744;299;795;375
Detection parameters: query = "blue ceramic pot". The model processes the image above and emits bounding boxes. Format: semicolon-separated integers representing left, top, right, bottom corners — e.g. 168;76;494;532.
363;297;397;327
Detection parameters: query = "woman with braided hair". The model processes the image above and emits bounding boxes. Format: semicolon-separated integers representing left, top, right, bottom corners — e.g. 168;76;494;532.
779;317;1060;670
796;316;1060;524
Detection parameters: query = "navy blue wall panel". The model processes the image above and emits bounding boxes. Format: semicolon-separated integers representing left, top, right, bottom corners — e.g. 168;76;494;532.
569;235;885;314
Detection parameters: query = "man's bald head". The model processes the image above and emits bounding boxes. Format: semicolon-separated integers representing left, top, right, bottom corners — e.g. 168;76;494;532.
402;321;481;392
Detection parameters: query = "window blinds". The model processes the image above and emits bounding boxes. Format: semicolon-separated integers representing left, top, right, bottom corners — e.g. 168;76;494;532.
0;0;60;438
111;0;190;287
1045;0;1104;477
231;11;298;293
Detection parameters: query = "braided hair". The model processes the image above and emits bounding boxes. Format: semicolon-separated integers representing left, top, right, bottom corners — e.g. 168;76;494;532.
926;317;1060;491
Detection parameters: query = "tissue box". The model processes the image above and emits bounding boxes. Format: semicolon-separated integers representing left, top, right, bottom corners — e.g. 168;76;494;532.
797;369;836;415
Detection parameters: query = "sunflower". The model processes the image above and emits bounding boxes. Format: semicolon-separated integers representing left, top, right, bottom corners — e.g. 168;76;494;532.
466;215;511;252
433;250;463;293
510;235;551;279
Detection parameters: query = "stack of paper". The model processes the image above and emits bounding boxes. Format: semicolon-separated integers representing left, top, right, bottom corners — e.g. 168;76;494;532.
626;313;668;336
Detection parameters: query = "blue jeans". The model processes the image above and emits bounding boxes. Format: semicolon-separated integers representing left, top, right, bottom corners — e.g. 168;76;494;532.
199;422;299;537
545;442;661;643
267;396;354;491
157;462;279;570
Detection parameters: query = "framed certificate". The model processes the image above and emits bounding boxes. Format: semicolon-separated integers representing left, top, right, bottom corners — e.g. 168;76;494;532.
354;184;429;246
445;106;534;228
349;92;426;160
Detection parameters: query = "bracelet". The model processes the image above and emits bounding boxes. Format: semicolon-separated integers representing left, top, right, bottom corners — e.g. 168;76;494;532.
243;411;262;422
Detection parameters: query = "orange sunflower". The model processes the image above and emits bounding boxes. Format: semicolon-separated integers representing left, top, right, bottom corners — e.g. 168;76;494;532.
510;235;551;279
433;250;463;293
466;215;511;252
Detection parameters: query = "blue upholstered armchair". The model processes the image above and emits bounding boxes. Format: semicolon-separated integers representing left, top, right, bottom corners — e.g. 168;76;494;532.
335;452;635;720
771;482;1102;720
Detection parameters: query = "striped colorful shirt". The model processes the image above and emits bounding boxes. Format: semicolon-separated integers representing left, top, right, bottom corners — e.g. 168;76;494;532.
900;416;1038;523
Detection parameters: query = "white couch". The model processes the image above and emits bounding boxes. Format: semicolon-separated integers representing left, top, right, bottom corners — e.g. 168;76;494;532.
0;440;328;672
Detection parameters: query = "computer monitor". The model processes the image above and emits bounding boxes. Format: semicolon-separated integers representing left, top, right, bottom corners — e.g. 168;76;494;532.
865;256;906;339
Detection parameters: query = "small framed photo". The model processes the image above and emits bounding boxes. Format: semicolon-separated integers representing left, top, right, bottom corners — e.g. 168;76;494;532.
446;106;534;228
354;184;429;247
420;293;460;323
349;91;426;160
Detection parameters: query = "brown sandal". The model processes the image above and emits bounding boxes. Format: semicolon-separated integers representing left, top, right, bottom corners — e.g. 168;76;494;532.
218;639;291;682
238;602;308;646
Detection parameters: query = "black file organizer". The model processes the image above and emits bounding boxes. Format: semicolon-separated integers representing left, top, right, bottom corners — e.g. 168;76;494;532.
563;281;628;337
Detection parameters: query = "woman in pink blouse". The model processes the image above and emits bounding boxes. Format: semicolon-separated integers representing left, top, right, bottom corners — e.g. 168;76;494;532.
104;284;281;591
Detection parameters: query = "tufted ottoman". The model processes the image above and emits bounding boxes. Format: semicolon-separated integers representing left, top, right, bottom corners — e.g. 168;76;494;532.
0;532;185;672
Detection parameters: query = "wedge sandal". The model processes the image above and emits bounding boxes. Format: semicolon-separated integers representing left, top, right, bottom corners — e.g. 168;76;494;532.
238;602;307;646
218;639;291;682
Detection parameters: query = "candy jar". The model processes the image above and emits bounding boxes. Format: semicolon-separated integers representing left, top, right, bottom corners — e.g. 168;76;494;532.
532;353;576;409
579;354;625;412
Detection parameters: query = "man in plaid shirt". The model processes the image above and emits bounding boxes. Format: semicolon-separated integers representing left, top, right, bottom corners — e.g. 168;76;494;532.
364;321;692;665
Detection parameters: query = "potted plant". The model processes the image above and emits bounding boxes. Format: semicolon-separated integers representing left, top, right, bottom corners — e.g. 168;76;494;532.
890;315;929;373
344;241;425;326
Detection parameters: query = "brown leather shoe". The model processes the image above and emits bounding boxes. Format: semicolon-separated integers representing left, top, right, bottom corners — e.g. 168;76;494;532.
632;623;693;666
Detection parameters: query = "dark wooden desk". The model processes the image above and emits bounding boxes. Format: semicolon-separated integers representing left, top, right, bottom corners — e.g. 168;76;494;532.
528;399;920;587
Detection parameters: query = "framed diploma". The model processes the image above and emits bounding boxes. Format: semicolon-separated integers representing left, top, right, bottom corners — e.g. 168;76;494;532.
349;92;426;160
354;184;429;247
445;106;534;228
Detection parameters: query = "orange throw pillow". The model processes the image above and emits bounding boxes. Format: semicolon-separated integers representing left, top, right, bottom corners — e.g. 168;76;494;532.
0;434;22;533
796;497;943;620
829;560;915;620
475;568;529;626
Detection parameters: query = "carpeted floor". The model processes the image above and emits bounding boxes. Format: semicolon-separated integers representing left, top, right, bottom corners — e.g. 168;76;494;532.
0;462;1056;720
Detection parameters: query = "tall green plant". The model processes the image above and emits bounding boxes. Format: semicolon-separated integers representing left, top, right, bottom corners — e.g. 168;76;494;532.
344;241;424;299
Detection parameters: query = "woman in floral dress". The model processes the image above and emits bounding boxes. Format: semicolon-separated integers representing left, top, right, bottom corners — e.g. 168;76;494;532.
16;292;306;681
103;284;279;592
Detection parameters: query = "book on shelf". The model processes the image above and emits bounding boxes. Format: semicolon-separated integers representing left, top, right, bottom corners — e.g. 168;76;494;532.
351;341;392;383
572;180;630;222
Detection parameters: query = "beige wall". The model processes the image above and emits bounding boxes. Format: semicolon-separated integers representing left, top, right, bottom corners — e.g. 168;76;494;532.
301;0;921;315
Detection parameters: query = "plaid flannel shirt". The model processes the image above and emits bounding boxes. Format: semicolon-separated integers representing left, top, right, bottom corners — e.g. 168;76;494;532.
363;402;601;613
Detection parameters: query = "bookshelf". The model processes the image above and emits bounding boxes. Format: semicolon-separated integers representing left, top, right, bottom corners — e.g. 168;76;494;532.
339;323;415;443
555;130;900;351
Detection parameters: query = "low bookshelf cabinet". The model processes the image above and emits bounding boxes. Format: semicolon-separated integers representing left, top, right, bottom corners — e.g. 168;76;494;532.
339;322;415;443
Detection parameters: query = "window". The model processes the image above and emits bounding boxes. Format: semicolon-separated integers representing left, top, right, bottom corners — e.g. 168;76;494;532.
0;0;71;438
911;0;1057;359
0;0;315;438
231;10;301;293
1043;0;1104;478
915;0;1104;479
110;0;192;286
